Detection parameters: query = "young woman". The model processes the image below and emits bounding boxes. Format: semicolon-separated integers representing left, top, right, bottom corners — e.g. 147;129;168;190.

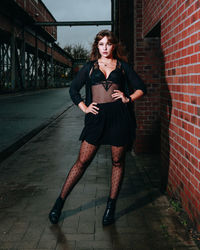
49;30;146;226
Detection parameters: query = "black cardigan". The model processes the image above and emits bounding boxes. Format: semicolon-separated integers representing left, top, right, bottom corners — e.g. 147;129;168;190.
69;60;146;106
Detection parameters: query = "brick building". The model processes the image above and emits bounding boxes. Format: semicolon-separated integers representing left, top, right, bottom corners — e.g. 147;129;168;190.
117;0;200;231
0;0;72;92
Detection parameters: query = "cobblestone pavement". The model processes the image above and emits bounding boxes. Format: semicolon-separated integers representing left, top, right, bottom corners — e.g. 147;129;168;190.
0;105;198;250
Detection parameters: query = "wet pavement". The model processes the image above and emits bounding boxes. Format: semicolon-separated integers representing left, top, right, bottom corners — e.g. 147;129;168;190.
0;87;72;160
0;102;199;250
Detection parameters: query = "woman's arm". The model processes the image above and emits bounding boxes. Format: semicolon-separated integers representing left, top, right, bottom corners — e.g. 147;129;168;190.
122;61;147;96
78;101;88;113
78;101;99;115
129;89;144;102
112;89;144;103
70;62;99;115
69;62;91;105
111;61;146;103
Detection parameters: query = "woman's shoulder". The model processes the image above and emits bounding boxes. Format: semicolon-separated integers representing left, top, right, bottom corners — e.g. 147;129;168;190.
118;60;134;74
77;61;94;74
118;60;132;68
81;60;96;69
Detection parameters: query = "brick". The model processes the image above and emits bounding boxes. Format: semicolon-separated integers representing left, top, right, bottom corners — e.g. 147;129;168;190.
139;0;200;232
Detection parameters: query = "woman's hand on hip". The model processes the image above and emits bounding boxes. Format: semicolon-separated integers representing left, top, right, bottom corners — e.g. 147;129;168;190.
85;102;99;115
111;90;129;103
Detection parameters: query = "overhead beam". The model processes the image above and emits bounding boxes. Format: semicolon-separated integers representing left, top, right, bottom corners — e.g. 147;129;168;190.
34;21;113;27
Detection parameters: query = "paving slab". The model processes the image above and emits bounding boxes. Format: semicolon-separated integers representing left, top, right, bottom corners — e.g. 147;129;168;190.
0;104;199;250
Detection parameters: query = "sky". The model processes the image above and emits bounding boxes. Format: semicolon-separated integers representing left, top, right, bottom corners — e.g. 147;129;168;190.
42;0;111;51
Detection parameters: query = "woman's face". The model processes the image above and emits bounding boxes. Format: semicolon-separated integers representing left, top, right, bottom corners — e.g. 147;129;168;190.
98;36;114;59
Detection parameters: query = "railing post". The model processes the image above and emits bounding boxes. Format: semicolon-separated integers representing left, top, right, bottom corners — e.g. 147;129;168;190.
11;28;16;90
35;32;38;88
21;27;26;89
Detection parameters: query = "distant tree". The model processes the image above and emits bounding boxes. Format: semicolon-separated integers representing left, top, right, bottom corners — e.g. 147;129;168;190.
63;44;89;60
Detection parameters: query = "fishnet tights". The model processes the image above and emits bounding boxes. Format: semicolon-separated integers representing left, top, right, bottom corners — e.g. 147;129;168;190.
60;141;98;199
110;145;126;199
60;141;126;200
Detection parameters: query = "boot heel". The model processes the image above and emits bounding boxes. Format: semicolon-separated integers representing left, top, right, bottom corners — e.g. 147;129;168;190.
49;197;65;224
102;198;116;226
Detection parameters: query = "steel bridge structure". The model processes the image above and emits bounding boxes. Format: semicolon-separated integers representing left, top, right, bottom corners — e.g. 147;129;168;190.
0;0;133;92
0;0;74;92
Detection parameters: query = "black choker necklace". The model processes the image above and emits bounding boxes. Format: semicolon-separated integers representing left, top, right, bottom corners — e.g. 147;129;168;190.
99;60;114;67
100;61;108;66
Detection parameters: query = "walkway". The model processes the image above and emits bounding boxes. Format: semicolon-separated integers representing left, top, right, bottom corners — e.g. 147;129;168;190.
0;103;198;250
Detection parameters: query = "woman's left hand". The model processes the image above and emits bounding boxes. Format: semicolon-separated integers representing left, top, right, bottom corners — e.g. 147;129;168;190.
111;90;129;103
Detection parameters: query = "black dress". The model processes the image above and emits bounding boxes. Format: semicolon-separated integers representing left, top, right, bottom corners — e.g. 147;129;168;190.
69;60;146;147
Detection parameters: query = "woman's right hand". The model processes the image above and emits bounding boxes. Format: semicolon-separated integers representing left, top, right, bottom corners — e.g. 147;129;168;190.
85;102;99;115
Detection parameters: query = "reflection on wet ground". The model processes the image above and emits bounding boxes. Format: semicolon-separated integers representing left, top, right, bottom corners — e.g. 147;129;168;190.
0;105;198;250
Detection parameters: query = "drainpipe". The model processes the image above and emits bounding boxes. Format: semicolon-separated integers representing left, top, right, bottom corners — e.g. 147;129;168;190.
111;0;119;38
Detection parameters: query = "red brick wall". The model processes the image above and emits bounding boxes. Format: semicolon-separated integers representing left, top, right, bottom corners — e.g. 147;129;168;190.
118;0;134;63
15;0;57;39
134;0;200;230
53;50;72;66
134;1;162;154
135;37;162;153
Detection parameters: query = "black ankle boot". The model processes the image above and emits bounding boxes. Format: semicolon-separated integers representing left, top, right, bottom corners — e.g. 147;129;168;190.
49;197;65;224
102;198;116;226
